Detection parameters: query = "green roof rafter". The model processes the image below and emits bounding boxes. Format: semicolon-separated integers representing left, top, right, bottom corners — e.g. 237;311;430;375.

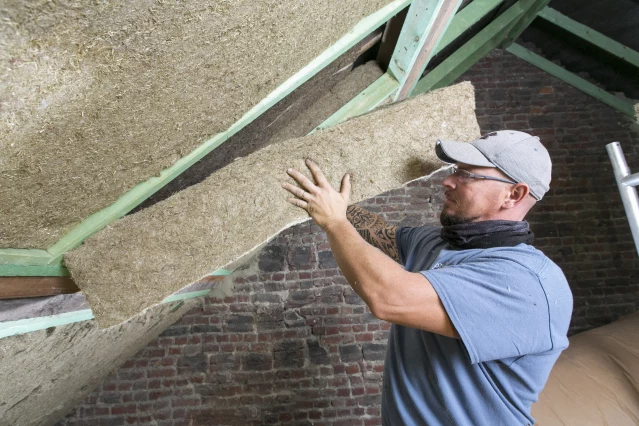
389;0;464;101
314;0;507;131
413;0;532;95
506;43;636;118
537;7;639;69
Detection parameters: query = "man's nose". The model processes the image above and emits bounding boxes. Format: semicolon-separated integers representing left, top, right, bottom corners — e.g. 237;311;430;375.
442;173;456;189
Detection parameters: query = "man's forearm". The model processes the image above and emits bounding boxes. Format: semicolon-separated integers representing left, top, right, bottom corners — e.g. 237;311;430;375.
325;219;404;313
346;205;400;262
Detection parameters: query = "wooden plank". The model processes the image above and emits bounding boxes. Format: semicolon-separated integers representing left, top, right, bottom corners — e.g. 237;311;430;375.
500;0;550;48
507;43;636;118
313;0;505;133
413;0;526;96
390;0;464;101
537;7;639;69
434;0;504;56
0;248;55;266
0;264;69;277
0;310;95;339
44;0;413;264
0;277;80;299
0;287;213;339
311;73;400;133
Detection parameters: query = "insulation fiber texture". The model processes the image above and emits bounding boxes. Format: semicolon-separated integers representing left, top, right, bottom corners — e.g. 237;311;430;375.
65;82;480;327
269;61;384;144
0;0;392;249
0;299;198;426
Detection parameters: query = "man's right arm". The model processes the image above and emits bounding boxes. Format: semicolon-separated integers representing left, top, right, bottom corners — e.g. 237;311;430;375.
346;205;400;263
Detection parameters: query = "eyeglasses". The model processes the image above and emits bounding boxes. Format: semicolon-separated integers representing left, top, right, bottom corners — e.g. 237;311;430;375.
450;165;518;185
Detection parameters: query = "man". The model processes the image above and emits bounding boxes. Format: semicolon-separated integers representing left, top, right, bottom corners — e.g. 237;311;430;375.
281;130;573;425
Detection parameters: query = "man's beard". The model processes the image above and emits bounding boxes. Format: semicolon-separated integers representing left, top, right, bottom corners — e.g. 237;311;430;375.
440;211;479;227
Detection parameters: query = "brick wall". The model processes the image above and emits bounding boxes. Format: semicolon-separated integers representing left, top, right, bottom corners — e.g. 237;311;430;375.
61;49;639;425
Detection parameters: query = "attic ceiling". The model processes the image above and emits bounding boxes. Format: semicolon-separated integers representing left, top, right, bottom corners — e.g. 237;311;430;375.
520;0;639;100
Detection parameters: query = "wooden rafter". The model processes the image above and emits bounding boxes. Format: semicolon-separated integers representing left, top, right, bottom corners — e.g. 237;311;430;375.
314;0;507;131
506;43;636;118
389;0;464;101
499;0;551;48
0;277;80;299
413;0;530;96
537;7;639;69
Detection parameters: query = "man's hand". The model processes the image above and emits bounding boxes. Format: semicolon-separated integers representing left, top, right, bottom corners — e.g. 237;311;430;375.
281;159;351;231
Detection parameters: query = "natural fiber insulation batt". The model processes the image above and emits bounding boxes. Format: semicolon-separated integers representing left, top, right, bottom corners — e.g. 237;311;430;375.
0;0;393;249
65;82;480;327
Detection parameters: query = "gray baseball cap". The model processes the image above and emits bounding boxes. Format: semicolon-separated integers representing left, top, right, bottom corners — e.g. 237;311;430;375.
435;130;551;200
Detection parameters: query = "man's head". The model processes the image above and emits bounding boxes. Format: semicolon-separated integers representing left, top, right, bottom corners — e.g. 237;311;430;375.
435;130;551;226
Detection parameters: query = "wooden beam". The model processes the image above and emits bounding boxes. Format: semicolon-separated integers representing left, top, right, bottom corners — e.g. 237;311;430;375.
37;0;412;264
434;0;504;57
506;43;636;118
0;310;95;339
0;288;210;338
0;264;69;277
311;73;400;133
313;0;506;132
500;0;550;48
389;0;463;101
537;7;639;69
0;277;80;299
413;0;527;96
0;248;55;266
0;270;231;338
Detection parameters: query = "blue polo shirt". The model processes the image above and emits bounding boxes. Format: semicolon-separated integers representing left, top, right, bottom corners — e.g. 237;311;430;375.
382;225;573;426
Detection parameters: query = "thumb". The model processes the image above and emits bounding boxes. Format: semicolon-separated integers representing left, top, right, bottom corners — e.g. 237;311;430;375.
340;173;351;204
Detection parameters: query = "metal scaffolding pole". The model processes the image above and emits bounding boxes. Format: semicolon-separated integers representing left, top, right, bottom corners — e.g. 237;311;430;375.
606;142;639;255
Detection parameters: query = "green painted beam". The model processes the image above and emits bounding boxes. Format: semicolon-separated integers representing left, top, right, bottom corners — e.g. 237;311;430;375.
434;0;504;56
210;268;232;276
506;43;636;118
389;0;463;101
40;0;412;264
0;310;95;339
0;248;54;266
313;0;505;133
0;264;69;277
500;0;550;48
538;7;639;69
413;0;527;96
0;288;215;339
310;73;400;133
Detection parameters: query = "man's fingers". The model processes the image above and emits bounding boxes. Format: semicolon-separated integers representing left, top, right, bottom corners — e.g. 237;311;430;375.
305;159;330;188
281;182;310;200
340;173;351;204
286;197;308;210
287;168;319;194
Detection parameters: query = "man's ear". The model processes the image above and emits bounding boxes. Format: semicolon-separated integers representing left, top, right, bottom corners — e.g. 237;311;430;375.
503;183;530;209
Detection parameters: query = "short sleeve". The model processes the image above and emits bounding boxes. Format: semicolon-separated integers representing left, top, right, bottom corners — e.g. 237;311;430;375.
396;225;441;265
422;255;553;364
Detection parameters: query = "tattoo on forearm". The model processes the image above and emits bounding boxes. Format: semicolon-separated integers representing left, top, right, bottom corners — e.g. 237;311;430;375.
347;205;400;263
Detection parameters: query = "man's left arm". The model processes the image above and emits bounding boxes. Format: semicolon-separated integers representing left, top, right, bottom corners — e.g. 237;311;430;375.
281;159;459;339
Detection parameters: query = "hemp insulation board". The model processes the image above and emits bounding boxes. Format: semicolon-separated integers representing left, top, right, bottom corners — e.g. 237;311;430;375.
65;81;481;328
135;60;384;211
0;0;393;249
268;61;384;144
0;299;198;426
